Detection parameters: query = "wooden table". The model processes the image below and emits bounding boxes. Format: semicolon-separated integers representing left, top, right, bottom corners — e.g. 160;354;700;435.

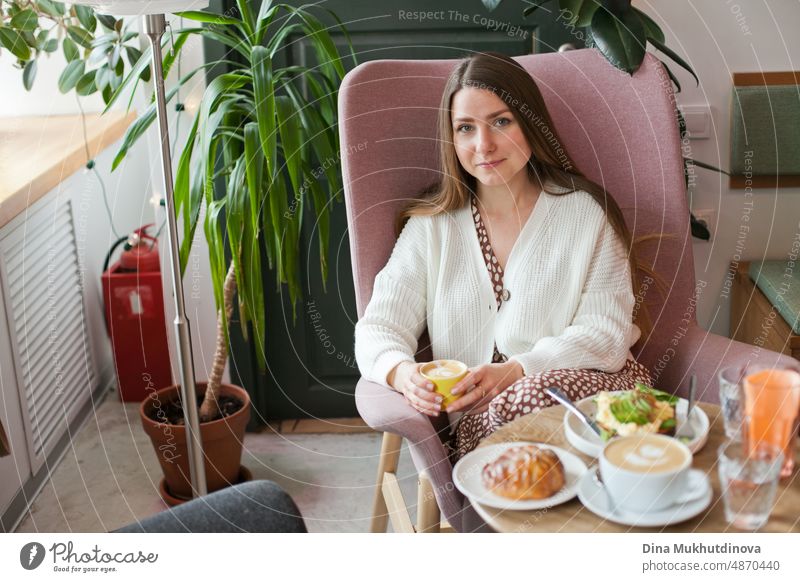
474;403;800;532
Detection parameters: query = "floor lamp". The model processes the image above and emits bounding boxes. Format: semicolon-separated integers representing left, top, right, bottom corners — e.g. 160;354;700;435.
73;0;211;497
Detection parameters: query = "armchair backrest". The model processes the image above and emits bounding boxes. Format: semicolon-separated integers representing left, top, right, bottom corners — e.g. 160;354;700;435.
339;49;695;387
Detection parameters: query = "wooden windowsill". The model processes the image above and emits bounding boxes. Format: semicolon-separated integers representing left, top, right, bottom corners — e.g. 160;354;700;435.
0;110;137;229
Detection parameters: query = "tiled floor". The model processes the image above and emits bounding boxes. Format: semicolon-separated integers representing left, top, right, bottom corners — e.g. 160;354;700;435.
14;389;420;533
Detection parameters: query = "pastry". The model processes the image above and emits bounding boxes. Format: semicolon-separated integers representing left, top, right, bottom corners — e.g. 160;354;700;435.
482;444;565;500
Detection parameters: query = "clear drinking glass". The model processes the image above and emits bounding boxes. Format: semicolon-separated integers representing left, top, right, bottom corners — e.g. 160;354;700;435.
718;439;783;530
719;366;745;439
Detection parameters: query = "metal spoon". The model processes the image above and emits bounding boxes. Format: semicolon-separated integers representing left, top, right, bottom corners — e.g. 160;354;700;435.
592;467;617;514
545;386;603;438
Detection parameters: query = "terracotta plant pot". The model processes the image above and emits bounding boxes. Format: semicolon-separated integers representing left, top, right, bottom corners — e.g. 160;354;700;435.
139;382;251;500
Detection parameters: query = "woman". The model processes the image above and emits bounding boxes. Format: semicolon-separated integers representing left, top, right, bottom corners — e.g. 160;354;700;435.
354;52;654;460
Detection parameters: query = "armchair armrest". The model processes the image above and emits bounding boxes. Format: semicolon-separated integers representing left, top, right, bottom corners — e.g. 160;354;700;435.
666;324;797;402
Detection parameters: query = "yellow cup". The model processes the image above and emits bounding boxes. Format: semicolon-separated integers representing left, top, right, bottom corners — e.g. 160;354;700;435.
420;360;468;410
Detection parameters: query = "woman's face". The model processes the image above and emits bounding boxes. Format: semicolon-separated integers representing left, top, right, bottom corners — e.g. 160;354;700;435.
450;87;532;191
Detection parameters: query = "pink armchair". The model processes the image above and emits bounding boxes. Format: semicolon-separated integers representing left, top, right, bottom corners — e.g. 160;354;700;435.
338;49;795;533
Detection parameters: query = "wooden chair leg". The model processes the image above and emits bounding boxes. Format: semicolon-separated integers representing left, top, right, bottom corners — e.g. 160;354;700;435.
382;472;415;533
370;432;403;533
416;470;441;533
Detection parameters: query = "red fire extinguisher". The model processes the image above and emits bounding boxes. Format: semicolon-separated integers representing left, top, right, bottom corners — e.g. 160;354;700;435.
101;225;172;402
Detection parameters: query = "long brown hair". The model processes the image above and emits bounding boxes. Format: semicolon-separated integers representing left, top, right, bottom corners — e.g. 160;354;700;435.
398;52;656;334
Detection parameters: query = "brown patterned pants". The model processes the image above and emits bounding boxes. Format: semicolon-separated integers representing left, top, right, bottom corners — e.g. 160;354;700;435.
452;359;653;461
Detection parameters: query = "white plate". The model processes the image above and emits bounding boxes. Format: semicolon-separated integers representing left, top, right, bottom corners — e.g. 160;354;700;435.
563;391;710;458
577;468;712;527
453;442;587;511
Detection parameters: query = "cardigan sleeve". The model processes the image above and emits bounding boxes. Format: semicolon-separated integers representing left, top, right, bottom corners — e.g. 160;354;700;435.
354;216;428;388
510;218;639;375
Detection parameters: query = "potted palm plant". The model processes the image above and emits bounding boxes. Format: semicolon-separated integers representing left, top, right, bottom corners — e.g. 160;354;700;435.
4;0;352;502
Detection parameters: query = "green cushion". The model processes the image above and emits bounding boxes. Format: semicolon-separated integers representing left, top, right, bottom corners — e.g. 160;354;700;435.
731;85;800;175
749;261;800;334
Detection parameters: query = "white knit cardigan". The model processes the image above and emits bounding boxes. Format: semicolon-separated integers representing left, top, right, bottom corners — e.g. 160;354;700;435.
354;186;641;389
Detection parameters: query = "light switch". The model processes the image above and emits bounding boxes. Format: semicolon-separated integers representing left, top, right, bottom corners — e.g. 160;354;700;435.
680;105;711;139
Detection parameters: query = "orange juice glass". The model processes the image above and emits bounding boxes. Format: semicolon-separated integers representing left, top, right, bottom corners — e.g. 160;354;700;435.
743;368;800;478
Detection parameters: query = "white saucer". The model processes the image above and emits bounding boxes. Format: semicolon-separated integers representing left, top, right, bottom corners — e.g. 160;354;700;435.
577;468;712;527
563;391;710;458
453;442;587;511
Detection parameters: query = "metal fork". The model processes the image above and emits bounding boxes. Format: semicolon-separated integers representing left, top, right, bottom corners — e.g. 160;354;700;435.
675;375;697;440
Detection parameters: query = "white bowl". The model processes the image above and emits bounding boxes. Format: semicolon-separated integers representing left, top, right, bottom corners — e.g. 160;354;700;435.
563;391;710;458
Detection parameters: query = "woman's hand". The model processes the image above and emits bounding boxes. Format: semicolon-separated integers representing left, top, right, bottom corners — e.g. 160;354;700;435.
387;361;443;417
445;360;524;415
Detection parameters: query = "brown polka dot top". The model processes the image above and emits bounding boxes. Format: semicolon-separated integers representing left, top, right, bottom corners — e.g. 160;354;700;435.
471;196;509;364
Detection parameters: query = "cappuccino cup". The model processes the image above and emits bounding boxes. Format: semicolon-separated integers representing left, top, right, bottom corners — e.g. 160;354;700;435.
599;434;693;512
420;360;468;410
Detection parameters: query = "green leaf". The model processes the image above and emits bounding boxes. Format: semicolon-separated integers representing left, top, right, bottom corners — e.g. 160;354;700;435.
633;7;664;44
243;122;264;237
305;162;331;290
276;96;305;315
175;115;200;274
36;0;65;18
252;46;277;177
97;14;117;31
0;27;31;60
111;44;121;70
103;41;152;112
241;212;266;369
91;32;118;48
292;10;346;80
523;1;554;17
23;59;37;91
95;64;112;91
663;62;681;93
204;199;228;328
588;6;646;74
560;0;600;27
304;73;336;127
174;10;242;25
162;31;190;80
11;9;39;32
57;59;84;93
62;37;79;61
44;38;58;53
123;45;141;66
112;82;182;169
283;83;340;194
236;0;256;39
76;69;97;96
74;5;97;33
255;0;278;43
89;44;110;65
275;96;303;196
267;172;288;286
647;35;699;87
66;25;93;49
226;157;248;327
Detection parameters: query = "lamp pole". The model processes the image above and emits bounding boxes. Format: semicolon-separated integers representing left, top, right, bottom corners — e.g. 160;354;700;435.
143;13;207;498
